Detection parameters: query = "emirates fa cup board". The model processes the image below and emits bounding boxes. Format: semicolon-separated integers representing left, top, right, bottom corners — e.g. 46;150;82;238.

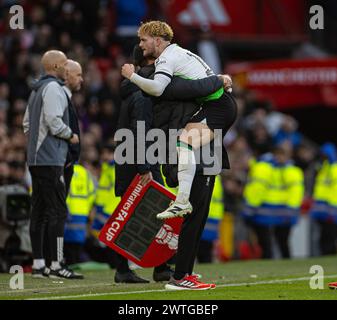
99;174;183;267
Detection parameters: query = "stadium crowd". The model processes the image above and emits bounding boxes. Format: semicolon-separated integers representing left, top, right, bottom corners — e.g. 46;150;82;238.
0;0;336;270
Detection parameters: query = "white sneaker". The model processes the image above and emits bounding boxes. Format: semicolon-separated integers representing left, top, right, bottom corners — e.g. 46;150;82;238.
156;201;192;220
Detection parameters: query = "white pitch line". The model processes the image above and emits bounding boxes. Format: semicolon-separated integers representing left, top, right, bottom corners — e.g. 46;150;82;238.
0;282;115;295
27;274;337;300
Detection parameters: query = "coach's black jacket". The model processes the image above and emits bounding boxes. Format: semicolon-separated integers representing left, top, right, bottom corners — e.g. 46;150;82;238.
65;94;81;166
115;65;157;196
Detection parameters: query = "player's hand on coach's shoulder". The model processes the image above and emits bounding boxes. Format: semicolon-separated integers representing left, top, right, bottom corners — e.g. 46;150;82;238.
121;63;135;79
218;74;233;93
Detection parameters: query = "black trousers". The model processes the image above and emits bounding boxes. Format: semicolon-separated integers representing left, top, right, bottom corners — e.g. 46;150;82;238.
318;221;337;255
43;164;74;266
64;243;83;265
174;175;215;278
252;224;291;259
29;166;68;263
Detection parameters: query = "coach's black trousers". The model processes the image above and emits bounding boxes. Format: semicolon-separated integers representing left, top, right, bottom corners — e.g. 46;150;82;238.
252;224;291;259
29;166;68;263
174;175;215;279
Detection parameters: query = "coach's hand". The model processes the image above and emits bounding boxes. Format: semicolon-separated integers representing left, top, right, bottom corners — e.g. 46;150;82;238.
121;64;135;79
139;171;153;186
69;133;79;144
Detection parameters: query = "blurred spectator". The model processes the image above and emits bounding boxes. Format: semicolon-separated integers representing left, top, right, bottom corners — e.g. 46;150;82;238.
98;68;121;102
294;141;318;196
0;82;10;110
219;171;246;260
242;142;304;259
243;100;284;137
81;97;101;132
85;144;120;269
273;115;303;148
228;135;252;173
223;171;246;216
7;160;26;185
0;51;9;79
64;164;96;265
91;28;110;58
246;122;273;158
84;60;103;94
243;104;268;130
99;99;118;139
0;162;10;185
310;143;337;255
87;123;103;143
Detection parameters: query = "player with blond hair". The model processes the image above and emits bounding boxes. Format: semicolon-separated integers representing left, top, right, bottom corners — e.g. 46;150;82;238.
121;21;237;290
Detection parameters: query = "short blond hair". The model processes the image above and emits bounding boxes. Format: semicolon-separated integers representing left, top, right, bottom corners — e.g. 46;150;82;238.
138;21;173;41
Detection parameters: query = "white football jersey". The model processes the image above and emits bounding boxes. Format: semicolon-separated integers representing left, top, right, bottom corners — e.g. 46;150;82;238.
154;44;214;80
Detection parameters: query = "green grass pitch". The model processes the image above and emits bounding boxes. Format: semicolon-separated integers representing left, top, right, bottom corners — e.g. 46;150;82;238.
0;256;336;300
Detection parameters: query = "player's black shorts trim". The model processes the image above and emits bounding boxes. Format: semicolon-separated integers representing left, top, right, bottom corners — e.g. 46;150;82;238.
189;92;237;133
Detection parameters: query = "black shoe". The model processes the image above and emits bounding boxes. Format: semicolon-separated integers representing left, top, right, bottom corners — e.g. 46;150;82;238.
49;266;84;279
114;270;149;284
153;268;174;282
31;267;50;279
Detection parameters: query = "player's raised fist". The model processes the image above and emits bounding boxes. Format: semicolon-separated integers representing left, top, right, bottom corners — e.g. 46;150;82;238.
121;63;135;79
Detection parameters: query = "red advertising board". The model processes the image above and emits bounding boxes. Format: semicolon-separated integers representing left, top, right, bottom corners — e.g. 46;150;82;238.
99;174;183;267
227;59;337;110
167;0;306;36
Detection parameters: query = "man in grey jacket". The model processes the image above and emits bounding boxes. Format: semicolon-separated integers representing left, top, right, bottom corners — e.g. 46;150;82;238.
23;50;82;279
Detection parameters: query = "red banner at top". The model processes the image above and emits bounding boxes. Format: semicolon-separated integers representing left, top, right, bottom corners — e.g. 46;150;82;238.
227;59;337;110
167;0;306;36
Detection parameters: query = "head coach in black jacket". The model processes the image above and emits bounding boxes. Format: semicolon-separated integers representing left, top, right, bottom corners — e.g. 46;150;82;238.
115;45;228;284
114;46;173;283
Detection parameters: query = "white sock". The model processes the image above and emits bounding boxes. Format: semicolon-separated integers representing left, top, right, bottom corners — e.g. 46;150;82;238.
176;141;196;204
33;259;45;269
51;261;61;270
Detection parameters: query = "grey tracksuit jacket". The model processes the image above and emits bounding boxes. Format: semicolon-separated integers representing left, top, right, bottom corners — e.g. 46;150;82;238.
23;75;73;166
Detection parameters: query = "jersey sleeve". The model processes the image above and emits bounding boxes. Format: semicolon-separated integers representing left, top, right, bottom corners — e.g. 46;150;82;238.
129;51;176;97
154;55;175;80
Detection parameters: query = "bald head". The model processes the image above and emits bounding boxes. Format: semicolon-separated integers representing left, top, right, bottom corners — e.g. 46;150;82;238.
41;50;67;79
66;60;81;73
65;59;83;92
